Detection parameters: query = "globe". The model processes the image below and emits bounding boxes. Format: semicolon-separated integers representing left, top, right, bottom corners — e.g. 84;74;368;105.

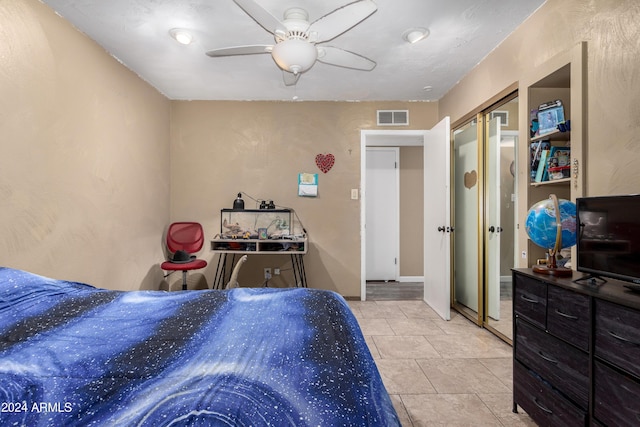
525;197;577;250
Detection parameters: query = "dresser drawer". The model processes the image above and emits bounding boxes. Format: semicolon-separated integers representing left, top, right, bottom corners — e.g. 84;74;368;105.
515;318;589;409
547;285;590;351
514;361;586;427
594;361;640;426
595;299;640;378
514;274;547;329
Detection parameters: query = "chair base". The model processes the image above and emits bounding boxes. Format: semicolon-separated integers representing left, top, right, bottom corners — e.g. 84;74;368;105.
181;271;188;290
160;259;207;291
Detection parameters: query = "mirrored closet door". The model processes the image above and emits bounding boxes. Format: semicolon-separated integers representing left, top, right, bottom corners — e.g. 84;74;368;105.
484;97;518;342
451;93;518;343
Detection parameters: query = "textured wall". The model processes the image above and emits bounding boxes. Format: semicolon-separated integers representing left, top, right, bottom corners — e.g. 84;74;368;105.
170;101;438;296
399;146;424;277
0;0;171;290
440;0;640;197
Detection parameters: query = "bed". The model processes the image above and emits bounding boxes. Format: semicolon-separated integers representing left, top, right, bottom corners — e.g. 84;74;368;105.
0;267;399;426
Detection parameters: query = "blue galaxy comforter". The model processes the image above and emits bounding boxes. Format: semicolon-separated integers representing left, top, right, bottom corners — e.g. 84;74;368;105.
0;267;399;426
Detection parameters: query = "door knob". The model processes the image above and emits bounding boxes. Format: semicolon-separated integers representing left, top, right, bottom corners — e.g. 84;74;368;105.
438;226;445;232
489;226;495;233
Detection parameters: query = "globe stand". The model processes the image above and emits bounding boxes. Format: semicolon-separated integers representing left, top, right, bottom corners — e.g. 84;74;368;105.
532;251;572;277
531;194;573;277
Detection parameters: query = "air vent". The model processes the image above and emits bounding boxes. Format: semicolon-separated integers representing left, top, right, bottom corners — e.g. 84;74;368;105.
377;110;409;126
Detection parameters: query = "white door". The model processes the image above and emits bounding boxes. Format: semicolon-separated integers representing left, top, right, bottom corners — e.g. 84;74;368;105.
487;117;501;320
423;117;451;320
366;147;398;281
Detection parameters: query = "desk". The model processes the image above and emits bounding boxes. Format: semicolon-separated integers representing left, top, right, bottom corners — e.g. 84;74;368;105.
211;237;308;289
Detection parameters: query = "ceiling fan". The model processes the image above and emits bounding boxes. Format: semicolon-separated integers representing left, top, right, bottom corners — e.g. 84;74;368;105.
206;0;378;86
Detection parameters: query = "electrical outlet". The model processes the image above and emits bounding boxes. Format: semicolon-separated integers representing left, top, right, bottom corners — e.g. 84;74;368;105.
274;268;280;275
264;268;271;279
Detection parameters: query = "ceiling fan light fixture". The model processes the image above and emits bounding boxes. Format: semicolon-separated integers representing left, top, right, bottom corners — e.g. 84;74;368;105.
169;28;193;45
272;39;318;75
402;28;429;44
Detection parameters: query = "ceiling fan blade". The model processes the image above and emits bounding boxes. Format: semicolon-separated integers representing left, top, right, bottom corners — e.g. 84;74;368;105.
283;71;300;87
316;46;376;71
309;0;377;43
233;0;287;37
206;45;273;57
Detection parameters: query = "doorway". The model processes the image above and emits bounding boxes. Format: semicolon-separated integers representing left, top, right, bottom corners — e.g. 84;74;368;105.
361;121;452;321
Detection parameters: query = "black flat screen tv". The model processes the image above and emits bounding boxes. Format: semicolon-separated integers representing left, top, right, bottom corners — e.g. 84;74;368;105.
576;194;640;284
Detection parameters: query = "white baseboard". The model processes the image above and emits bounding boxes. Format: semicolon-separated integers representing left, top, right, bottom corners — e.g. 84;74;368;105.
398;276;424;283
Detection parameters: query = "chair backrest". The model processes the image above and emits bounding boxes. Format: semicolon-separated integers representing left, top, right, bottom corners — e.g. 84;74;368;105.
166;222;205;254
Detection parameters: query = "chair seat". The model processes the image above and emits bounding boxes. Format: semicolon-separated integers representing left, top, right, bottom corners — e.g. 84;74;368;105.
161;259;207;271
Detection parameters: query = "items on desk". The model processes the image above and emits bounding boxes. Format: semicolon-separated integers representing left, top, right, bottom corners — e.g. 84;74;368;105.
233;192;245;210
258;228;268;240
259;200;276;209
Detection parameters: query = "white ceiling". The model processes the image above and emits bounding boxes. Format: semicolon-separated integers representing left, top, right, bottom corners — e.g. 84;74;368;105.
40;0;546;101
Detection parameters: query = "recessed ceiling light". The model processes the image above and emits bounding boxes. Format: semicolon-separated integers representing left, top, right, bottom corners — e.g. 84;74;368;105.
402;27;429;44
169;28;193;45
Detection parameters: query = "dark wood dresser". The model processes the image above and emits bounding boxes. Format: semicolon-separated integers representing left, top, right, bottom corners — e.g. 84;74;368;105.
513;268;640;426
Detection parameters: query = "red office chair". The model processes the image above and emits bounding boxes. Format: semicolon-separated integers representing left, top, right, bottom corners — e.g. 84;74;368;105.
161;222;208;290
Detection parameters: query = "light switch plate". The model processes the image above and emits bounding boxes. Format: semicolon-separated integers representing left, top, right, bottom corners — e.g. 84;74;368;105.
351;189;359;200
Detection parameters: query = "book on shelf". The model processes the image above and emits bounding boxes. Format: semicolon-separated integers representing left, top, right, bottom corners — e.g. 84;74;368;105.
547;147;571;180
530;140;550;181
534;149;550;182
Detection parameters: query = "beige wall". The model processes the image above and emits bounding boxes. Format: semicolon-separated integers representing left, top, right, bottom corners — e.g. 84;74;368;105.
399;146;424;277
440;0;640;197
170;101;437;296
0;0;171;290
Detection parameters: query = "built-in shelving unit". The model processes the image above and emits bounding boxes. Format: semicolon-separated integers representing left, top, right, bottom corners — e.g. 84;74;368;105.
517;43;586;267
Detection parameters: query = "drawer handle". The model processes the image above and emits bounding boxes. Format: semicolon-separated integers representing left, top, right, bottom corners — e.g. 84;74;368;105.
554;309;579;320
520;294;539;304
533;398;553;414
621;384;634;394
537;351;559;365
608;330;640;346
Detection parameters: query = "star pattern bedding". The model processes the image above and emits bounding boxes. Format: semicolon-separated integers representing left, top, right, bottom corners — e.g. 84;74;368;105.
0;267;399;426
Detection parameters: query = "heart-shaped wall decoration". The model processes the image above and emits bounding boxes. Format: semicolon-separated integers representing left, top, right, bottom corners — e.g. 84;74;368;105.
315;153;335;173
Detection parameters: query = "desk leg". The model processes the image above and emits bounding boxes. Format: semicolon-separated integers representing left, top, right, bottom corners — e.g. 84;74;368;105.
213;254;226;289
290;254;307;288
214;253;235;290
291;254;300;287
299;254;307;288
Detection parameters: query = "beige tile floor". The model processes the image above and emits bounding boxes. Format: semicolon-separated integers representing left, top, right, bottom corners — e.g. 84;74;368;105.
347;299;536;426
